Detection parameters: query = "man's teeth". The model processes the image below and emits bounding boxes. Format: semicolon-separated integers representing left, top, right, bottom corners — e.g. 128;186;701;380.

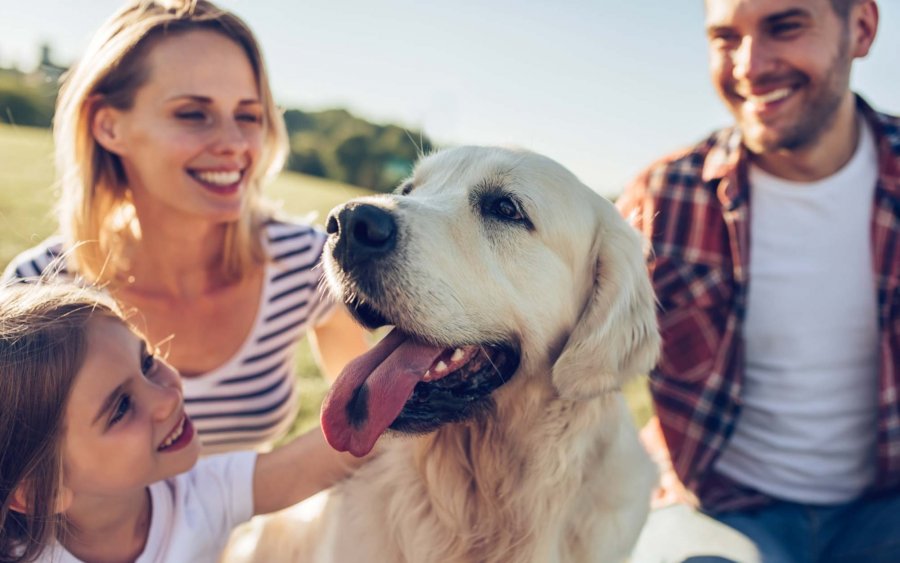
161;417;185;449
193;170;241;185
747;87;793;105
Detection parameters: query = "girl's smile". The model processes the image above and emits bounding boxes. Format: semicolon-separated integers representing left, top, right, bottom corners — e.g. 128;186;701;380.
63;317;201;499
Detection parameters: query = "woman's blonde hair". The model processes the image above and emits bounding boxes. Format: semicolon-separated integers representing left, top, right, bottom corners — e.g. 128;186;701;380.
0;283;124;563
54;0;288;284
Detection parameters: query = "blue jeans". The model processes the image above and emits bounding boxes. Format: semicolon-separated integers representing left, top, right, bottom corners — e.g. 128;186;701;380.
684;490;900;563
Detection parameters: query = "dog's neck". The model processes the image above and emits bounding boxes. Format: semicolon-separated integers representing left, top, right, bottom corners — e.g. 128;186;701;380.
398;386;632;562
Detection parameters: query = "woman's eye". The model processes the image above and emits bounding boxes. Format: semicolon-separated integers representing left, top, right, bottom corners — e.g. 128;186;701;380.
237;113;262;124
109;394;132;426
175;111;207;121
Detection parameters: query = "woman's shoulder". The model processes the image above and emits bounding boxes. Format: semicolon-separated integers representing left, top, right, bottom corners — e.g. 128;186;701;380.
261;217;328;261
2;236;69;282
262;216;326;242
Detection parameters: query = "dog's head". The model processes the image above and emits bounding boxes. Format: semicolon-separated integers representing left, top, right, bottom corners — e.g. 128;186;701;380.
320;146;659;456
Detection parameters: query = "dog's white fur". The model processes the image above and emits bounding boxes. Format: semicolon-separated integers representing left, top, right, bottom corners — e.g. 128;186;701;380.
236;146;660;562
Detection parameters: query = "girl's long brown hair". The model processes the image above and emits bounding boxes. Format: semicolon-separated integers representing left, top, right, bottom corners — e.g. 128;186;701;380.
0;283;122;562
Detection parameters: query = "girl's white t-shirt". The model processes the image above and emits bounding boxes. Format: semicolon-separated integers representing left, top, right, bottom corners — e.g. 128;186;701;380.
38;451;257;563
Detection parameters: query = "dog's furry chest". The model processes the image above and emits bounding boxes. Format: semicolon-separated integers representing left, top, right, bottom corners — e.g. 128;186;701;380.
321;397;654;563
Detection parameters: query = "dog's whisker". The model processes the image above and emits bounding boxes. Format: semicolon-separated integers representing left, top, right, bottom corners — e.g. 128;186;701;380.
481;344;507;383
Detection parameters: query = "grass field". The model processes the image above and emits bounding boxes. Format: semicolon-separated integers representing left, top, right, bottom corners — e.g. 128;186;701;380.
0;123;652;438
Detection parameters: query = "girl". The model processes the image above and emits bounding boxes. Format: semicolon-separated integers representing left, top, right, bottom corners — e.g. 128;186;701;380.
0;283;363;563
2;0;370;453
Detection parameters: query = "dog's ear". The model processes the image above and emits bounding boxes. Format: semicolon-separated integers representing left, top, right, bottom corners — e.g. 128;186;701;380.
551;211;660;401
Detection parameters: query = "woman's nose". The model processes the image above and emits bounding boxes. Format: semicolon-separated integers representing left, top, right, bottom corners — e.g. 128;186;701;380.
213;118;252;154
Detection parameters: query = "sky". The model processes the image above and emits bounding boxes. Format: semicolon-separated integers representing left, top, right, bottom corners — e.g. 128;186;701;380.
2;0;898;197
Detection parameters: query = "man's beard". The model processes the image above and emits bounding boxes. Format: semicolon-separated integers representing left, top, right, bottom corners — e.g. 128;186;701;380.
742;30;853;154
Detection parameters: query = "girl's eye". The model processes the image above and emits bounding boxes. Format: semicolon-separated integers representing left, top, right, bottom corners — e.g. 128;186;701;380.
109;394;132;426
141;352;157;376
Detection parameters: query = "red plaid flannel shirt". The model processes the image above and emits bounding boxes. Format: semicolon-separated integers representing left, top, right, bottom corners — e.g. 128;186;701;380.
617;96;900;513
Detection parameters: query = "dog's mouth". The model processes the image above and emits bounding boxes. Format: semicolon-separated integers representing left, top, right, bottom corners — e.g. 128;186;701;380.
320;314;520;457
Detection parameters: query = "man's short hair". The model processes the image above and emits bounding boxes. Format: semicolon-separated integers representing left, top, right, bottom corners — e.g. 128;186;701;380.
830;0;862;20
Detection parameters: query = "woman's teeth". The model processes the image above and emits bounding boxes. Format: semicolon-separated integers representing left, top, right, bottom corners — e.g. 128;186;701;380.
160;416;185;449
192;170;241;185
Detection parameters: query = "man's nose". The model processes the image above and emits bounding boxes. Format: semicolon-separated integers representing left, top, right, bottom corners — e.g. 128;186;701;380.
732;35;774;83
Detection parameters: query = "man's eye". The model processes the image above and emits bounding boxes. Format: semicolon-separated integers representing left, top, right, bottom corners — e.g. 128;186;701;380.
771;21;802;37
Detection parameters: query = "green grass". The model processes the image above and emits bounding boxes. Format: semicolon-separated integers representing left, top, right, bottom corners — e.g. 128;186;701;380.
0;123;651;438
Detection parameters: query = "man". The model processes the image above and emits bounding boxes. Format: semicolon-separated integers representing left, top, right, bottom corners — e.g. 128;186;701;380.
619;0;899;561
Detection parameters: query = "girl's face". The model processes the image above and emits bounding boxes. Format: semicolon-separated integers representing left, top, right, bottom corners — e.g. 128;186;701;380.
96;29;265;225
62;317;200;499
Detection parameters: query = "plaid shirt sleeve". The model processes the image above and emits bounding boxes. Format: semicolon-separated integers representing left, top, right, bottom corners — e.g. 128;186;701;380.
618;139;748;500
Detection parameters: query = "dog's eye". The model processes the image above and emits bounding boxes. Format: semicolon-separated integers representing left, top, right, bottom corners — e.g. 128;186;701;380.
398;181;414;196
489;196;524;222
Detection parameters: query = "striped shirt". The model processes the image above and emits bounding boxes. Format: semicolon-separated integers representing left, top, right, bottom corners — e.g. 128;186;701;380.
617;96;900;513
2;219;335;454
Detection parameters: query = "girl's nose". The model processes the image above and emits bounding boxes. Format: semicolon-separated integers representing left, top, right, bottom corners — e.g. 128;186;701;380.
149;361;183;421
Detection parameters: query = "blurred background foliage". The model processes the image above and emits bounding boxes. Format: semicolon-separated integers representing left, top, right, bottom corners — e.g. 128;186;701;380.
0;44;434;193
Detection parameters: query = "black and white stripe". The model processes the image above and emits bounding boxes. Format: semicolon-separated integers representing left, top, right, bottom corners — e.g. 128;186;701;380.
2;220;334;453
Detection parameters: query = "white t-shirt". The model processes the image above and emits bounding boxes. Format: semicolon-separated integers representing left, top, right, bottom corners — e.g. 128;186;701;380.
37;451;257;563
714;118;880;504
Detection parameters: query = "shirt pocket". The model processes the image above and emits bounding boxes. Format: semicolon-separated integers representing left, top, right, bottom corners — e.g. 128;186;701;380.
652;255;733;383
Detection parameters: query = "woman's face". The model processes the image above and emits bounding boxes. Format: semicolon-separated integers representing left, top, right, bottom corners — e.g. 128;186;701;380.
97;29;265;225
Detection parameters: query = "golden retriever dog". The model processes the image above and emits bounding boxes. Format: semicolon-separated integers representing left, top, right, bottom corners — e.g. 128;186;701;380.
240;146;660;562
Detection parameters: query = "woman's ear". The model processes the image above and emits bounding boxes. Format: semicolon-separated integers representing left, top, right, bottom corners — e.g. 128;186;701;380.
92;104;128;156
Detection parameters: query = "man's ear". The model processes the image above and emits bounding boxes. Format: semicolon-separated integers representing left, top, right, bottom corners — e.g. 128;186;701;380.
9;482;74;515
91;104;128;156
850;0;879;58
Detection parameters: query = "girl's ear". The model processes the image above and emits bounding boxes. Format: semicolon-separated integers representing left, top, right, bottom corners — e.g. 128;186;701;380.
8;485;28;514
9;482;74;515
92;104;128;156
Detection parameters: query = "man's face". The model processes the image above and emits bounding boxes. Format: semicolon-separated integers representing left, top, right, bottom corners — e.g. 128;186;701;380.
705;0;858;154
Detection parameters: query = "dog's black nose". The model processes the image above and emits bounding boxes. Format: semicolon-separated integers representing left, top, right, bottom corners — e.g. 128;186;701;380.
328;203;397;264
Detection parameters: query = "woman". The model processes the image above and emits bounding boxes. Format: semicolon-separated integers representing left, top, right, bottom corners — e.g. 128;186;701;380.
3;0;370;454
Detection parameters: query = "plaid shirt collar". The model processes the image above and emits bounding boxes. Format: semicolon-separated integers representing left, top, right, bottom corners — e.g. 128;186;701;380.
702;95;900;191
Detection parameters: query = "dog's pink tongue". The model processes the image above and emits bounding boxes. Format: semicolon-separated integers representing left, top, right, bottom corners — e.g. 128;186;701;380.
321;329;443;457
